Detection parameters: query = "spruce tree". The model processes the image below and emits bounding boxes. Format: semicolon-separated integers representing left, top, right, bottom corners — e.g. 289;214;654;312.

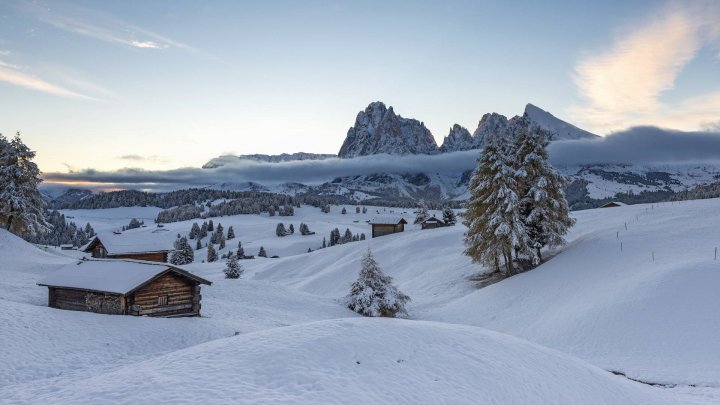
237;241;244;258
207;243;218;262
258;246;267;257
0;133;49;236
208;220;214;232
196;238;202;250
171;237;194;265
219;233;226;250
463;133;528;274
346;248;410;317
342;228;353;244
514;127;575;264
190;222;200;239
276;223;288;237
227;225;235;240
442;207;457;226
224;253;242;279
288;224;294;234
414;200;430;225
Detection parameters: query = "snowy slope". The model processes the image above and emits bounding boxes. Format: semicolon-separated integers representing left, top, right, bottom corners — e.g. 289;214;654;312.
0;318;684;404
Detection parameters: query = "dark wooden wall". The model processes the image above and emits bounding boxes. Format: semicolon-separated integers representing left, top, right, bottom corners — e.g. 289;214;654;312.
128;273;200;317
49;288;124;315
372;223;405;238
108;252;168;263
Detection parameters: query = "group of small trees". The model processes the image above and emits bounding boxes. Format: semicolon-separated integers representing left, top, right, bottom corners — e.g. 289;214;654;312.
328;227;365;246
463;127;574;275
123;218;144;231
26;210;96;247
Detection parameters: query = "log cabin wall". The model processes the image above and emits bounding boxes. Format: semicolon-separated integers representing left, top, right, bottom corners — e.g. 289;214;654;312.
49;287;124;315
372;224;405;238
128;272;199;317
108;252;168;263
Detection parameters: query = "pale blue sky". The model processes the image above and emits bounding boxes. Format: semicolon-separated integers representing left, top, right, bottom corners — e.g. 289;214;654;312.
0;0;718;173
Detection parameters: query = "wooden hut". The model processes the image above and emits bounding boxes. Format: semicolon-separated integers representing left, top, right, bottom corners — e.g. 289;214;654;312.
600;201;627;208
82;230;174;262
369;216;408;238
38;259;211;317
421;216;445;230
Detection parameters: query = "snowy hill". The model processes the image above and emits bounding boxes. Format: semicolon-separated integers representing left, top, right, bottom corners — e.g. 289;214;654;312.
4;199;720;402
1;318;682;404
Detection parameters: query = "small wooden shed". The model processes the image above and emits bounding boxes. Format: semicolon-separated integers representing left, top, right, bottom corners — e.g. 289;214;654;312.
369;216;408;238
38;259;211;317
600;201;627;208
421;216;445;230
82;231;174;263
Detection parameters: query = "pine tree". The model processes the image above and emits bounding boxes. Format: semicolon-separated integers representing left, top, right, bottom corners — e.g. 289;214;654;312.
342;228;353;244
463;133;528;274
224;253;243;279
237;241;244;258
227;225;235;240
276;223;288;237
170;237;194;265
288;224;294;234
414;200;430;225
341;207;347;214
0;133;49;236
360;233;366;240
208;220;214;232
346;248;410;317
442;207;457;226
196;238;202;250
189;222;200;239
207;243;218;262
219;233;226;250
514;127;575;264
322;237;326;248
258;246;267;257
268;206;276;216
356;206;361;214
329;228;340;246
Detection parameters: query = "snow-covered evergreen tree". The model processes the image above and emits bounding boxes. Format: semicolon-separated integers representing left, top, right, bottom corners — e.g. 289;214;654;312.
322;237;326;248
442;207;457;226
342;228;353;244
237;241;244;258
258;246;267;257
207;243;218;262
463;133;528;274
218;233;226;250
288;224;294;234
170;237;194;265
196;238;202;250
329;228;340;246
0;133;49;236
413;200;430;225
223;253;243;279
514;127;575;264
341;207;347;214
276;223;288;237
227;225;235;240
207;220;214;232
189;222;200;239
346;248;410;317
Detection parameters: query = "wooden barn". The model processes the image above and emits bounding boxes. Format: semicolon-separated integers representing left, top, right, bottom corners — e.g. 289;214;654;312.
38;259;211;317
82;230;175;262
369;216;408;238
421;216;445;230
600;201;627;208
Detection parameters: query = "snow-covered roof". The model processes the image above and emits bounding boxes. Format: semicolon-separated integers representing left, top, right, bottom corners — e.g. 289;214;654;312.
37;259;210;295
369;216;408;225
423;216;445;224
83;229;176;255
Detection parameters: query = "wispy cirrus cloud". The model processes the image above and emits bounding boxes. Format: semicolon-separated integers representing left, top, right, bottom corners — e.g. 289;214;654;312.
9;0;197;52
0;60;97;100
570;2;720;134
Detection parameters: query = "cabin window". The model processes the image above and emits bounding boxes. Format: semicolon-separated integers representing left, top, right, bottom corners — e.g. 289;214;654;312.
157;295;169;306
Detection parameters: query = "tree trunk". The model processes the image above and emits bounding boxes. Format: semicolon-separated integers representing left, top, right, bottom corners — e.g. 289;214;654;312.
6;215;13;231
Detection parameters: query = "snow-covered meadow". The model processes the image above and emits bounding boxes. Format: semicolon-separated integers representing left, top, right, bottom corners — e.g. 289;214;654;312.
2;199;720;403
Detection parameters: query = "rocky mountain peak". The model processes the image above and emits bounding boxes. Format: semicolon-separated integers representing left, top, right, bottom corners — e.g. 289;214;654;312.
338;102;439;158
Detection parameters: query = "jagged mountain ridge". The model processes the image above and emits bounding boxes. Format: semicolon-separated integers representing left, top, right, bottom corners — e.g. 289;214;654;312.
338;101;439;158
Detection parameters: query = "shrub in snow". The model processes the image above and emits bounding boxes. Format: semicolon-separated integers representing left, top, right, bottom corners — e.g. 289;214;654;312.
224;253;243;279
346;249;410;318
276;223;288;237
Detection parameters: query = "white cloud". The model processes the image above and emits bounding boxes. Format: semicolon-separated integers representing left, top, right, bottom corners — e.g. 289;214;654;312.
571;2;720;134
131;40;162;49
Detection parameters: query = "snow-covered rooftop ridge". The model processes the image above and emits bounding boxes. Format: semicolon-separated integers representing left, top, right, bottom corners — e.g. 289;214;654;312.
37;259;209;294
86;228;176;255
369;215;408;225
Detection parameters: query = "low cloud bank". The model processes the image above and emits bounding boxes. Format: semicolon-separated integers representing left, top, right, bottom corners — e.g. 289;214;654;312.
43;126;720;191
549;126;720;166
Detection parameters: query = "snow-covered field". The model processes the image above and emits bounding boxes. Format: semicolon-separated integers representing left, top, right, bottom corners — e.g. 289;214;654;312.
2;199;720;403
